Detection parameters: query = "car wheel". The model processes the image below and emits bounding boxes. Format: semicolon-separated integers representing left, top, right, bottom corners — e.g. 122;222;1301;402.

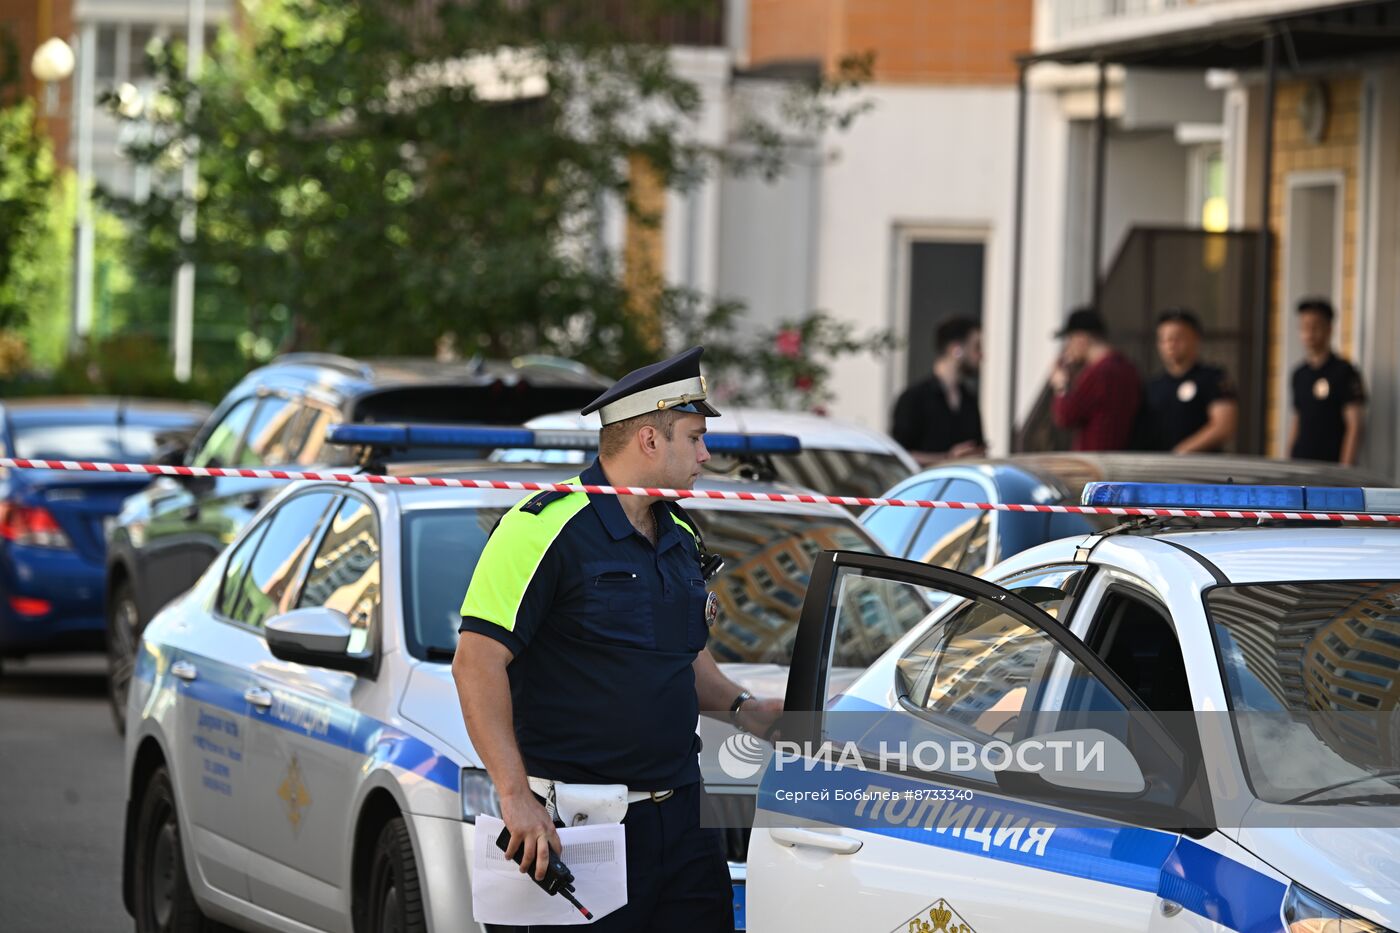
107;580;141;735
365;817;425;933
133;765;215;933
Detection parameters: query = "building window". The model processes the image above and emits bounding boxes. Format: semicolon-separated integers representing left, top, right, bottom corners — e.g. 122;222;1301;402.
97;25;118;83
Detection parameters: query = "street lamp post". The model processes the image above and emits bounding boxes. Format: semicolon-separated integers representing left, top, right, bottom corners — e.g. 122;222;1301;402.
171;0;205;383
71;23;97;357
30;30;92;359
30;37;74;112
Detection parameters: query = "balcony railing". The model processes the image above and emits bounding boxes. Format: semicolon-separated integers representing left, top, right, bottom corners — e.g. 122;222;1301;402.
1036;0;1360;52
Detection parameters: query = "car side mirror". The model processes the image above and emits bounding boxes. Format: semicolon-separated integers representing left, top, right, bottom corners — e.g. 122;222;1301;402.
265;607;372;676
995;728;1147;798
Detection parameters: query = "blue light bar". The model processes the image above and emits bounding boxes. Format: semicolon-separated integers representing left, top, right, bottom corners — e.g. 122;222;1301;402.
1082;482;1367;512
328;424;539;449
327;423;801;455
704;433;802;455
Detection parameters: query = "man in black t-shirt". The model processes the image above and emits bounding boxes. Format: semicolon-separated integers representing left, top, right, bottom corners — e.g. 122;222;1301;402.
891;318;985;465
1290;298;1366;465
1143;308;1238;452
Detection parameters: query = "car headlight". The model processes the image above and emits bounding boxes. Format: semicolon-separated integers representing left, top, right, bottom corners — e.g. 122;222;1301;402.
461;767;502;822
1285;883;1393;933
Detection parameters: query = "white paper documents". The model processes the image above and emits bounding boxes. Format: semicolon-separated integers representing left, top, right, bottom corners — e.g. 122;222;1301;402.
471;815;628;925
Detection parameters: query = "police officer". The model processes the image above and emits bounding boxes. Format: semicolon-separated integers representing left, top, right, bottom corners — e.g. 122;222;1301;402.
452;347;781;932
1142;308;1238;453
1290;298;1366;466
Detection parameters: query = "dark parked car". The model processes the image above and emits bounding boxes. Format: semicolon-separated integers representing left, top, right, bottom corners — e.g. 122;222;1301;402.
0;397;209;670
860;451;1393;573
102;353;608;727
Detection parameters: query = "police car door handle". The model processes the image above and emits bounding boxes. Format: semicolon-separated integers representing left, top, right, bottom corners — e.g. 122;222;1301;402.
768;827;863;854
244;686;274;710
171;660;198;682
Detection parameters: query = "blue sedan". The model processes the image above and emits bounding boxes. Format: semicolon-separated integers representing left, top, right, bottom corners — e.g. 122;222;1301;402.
860;451;1393;573
0;398;208;665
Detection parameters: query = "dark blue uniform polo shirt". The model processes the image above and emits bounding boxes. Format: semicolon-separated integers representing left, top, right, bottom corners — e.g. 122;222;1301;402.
1143;362;1236;451
1291;353;1366;462
458;458;708;790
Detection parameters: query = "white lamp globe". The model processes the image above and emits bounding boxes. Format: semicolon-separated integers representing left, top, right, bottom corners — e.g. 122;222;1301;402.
31;37;76;83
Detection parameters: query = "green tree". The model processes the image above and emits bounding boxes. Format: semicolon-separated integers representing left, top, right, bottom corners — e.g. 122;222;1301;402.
0;93;59;339
105;0;876;380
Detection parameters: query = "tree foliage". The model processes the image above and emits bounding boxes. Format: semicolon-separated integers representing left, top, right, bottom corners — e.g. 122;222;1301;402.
0;92;58;338
105;0;880;392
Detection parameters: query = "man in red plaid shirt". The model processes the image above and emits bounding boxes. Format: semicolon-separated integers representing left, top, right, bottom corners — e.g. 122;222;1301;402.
1050;307;1143;451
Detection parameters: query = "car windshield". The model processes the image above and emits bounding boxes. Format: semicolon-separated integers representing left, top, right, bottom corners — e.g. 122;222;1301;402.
402;505;885;667
11;419;170;461
1208;581;1400;804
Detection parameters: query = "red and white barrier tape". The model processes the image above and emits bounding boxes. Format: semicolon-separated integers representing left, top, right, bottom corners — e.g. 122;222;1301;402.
3;457;1400;523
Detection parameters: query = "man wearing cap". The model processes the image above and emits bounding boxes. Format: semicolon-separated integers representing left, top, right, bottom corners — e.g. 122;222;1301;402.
451;347;779;932
1049;307;1142;451
1143;308;1238;453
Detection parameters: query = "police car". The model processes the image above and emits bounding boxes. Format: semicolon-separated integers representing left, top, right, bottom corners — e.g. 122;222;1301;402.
748;481;1400;932
119;425;890;933
501;408;919;502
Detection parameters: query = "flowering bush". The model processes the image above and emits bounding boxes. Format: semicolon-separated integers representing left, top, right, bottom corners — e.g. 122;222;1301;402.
660;294;898;412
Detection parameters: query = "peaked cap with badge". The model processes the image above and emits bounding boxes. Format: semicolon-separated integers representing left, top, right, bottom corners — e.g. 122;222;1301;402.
581;346;720;425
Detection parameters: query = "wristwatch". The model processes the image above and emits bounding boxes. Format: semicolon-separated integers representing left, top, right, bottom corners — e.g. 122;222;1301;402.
729;689;754;726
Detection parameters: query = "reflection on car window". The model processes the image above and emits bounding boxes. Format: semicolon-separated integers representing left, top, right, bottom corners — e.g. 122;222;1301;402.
896;590;1127;744
999;566;1083;619
221;492;337;628
862;481;943;556
691;509;882;667
193;398;257;467
955;513;991;574
902;600;1054;741
403;507;508;656
1208;580;1400;803
909;479;984;568
287;406;339;464
298;496;380;654
238;397;299;466
219;520;271;622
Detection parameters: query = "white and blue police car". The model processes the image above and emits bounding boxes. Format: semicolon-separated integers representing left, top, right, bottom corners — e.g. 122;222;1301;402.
499;408;919;503
747;481;1400;932
119;425;895;933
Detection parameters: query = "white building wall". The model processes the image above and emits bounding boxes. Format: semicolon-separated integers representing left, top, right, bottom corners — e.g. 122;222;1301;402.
1018;89;1074;431
663;48;733;302
1101;130;1192;267
811;84;1024;450
715;151;821;332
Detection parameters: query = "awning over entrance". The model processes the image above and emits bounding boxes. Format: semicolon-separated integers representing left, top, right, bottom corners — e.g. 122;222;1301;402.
1006;0;1400;453
1028;0;1400;70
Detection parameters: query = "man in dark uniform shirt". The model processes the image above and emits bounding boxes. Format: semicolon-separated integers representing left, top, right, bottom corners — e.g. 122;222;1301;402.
452;347;780;932
891;318;985;465
1290;298;1366;465
1143;308;1238;452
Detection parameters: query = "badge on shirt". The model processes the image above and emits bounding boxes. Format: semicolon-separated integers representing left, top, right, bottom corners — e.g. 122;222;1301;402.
1177;380;1197;403
1314;377;1331;400
705;591;720;627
